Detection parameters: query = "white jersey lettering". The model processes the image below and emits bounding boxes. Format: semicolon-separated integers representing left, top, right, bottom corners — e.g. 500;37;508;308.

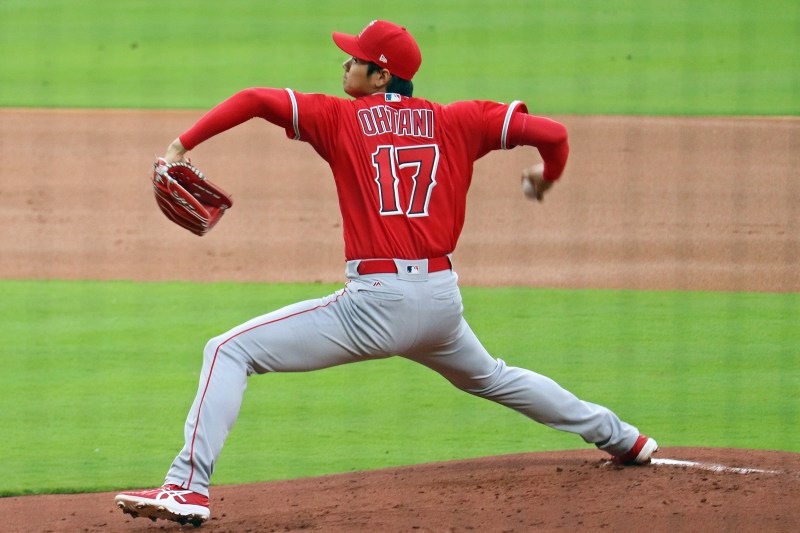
358;105;434;139
357;109;378;135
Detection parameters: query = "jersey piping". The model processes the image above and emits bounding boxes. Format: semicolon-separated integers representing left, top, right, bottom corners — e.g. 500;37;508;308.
500;100;523;150
186;288;347;488
285;88;301;140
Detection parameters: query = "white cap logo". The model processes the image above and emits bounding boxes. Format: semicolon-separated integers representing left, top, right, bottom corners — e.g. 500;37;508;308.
379;54;388;63
360;20;377;37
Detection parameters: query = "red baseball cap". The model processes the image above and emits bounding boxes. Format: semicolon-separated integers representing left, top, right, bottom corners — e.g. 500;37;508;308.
332;20;422;80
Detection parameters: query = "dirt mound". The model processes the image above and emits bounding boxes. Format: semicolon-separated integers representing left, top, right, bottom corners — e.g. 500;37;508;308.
1;448;798;532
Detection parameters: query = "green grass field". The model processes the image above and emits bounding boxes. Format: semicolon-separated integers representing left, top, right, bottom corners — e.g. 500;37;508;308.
0;0;798;114
1;280;797;496
0;0;798;497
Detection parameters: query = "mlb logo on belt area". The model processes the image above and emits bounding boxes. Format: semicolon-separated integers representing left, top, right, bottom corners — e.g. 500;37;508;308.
406;265;420;274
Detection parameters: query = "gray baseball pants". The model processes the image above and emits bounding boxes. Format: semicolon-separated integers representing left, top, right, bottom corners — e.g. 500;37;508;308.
165;259;640;495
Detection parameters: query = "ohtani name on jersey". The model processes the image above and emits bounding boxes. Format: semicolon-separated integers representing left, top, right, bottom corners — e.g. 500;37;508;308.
357;105;434;139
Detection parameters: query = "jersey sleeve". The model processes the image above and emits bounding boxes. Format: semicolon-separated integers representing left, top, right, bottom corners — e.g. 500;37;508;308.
179;88;295;150
282;90;344;160
441;100;530;160
506;112;569;181
177;88;344;162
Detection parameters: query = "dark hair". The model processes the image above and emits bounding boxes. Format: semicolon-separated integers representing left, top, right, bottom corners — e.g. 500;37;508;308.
367;62;414;97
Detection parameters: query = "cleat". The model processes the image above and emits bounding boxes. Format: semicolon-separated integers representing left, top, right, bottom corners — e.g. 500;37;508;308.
118;503;138;519
114;484;210;526
612;434;659;465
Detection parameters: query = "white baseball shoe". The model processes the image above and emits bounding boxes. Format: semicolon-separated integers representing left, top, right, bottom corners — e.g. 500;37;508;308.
115;484;210;527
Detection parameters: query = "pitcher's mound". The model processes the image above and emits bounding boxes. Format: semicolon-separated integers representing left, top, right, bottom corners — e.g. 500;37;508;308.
2;447;798;533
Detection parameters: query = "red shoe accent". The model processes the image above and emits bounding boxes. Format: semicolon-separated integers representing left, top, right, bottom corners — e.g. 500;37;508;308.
613;434;659;465
115;484;209;526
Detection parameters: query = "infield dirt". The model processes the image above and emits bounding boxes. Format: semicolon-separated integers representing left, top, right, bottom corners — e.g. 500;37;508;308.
0;109;798;532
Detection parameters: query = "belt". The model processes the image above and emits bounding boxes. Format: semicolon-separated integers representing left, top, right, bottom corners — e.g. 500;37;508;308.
357;256;452;275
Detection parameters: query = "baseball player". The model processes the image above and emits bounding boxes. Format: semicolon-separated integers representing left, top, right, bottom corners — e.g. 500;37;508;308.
115;20;658;527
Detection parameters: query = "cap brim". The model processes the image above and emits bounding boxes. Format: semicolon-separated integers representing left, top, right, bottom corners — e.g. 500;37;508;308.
332;32;368;61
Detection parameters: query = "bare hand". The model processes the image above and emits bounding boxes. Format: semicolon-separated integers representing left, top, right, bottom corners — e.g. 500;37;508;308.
521;163;554;202
163;138;188;164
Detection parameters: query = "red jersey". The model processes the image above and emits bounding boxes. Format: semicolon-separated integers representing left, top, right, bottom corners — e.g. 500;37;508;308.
179;88;567;261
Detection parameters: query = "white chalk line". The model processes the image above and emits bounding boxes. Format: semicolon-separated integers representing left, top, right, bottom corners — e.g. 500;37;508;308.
650;458;780;475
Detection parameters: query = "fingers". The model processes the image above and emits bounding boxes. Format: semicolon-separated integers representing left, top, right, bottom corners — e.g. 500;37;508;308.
521;173;539;200
521;163;551;202
522;162;544;183
534;178;554;201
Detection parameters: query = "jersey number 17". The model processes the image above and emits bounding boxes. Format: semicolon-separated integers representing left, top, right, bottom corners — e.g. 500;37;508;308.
372;144;440;218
